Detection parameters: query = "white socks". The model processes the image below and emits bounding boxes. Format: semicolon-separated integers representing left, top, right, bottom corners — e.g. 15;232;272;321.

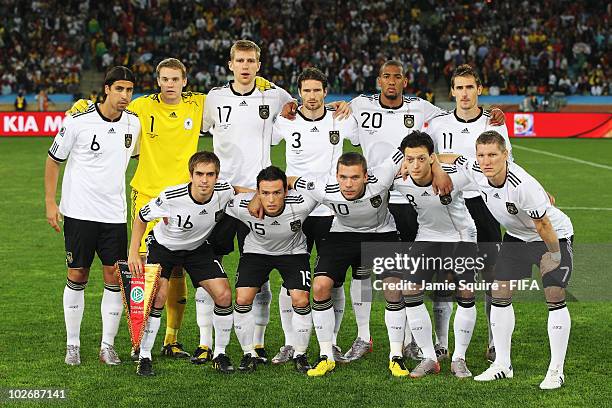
385;301;406;359
233;303;255;355
331;286;345;345
279;286;294;346
195;287;214;348
547;303;571;372
350;278;371;341
292;304;312;356
312;298;335;360
64;279;86;347
490;300;515;369
139;307;163;360
433;292;454;348
452;299;477;361
100;284;123;347
212;304;233;358
253;281;271;346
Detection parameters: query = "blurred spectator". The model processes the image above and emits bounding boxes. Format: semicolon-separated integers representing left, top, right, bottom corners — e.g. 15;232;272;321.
14;91;27;111
520;93;539;112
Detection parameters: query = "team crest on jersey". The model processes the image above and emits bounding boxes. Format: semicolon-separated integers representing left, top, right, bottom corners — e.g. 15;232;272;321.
259;105;270;119
404;114;414;128
329;130;340;145
124;134;133;148
215;210;224;223
506;202;518;215
66;251;73;264
290;220;302;232
184;118;193;130
439;194;452;205
370;195;383;208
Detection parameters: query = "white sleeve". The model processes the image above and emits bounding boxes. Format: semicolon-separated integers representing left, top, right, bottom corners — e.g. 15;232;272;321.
453;156;480;186
201;93;216;132
139;194;171;223
271;116;285;145
48;115;76;162
277;86;294;108
421;99;447;123
293;176;326;203
497;124;513;162
446;165;478;191
224;192;255;221
339;115;360;146
372;148;404;187
517;180;549;219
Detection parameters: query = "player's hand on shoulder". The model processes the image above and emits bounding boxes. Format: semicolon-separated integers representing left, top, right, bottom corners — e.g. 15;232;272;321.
248;195;264;220
255;76;273;92
45;201;62;232
280;100;298;120
127;250;144;277
489;107;505;126
328;101;351;119
65;99;92;115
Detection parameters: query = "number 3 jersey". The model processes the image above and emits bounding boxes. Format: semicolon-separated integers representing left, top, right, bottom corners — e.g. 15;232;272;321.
393;165;477;242
48;104;141;223
225;191;319;255
293;149;404;233
139;181;234;251
454;156;573;242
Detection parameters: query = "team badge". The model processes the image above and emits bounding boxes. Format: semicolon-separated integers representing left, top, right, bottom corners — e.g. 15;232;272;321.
329;130;340;145
124;134;133;148
404;114;414;128
506;202;518;215
215;210;224;223
259;105;270;119
290;220;302;232
184;118;193;130
439;194;452;205
66;251;73;265
370;195;382;208
155;197;163;206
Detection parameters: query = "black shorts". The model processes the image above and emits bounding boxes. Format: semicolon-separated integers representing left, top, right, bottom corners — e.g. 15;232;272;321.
389;203;418;242
465;196;502;267
315;231;399;286
402;241;478;285
236;253;311;292
208;215;250;256
494;233;574;288
63;216;127;268
146;233;227;288
303;215;333;254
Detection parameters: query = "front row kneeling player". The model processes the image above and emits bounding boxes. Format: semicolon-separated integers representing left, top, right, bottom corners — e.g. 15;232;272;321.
127;151;248;375
226;167;317;374
436;131;574;390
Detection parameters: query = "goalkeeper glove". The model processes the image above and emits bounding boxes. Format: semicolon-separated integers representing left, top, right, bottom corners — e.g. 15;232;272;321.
255;76;273;92
65;98;92;115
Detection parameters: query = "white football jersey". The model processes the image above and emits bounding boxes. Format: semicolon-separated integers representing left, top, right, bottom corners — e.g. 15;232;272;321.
429;108;513;198
349;94;445;204
202;82;294;188
48;104;140;223
294;149;404;233
139;181;234;251
393;165;477;242
272;107;359;216
226;191;319;255
455;156;573;242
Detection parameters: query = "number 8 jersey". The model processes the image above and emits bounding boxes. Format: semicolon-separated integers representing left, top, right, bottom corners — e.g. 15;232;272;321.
48;104;141;223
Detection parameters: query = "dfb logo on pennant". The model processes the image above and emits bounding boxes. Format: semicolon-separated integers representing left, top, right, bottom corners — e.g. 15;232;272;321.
124;134;132;148
506;202;519;215
329;130;340;145
259;105;270;119
404;114;414;128
370;195;382;208
290;220;302;232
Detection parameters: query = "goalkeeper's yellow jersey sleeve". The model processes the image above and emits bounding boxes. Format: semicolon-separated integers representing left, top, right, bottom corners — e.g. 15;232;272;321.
129;92;206;197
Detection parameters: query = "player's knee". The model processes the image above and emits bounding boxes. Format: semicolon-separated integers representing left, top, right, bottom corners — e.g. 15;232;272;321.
102;266;119;284
544;286;565;303
312;277;333;299
457;288;474;300
236;290;255;306
214;289;232;308
67;268;89;283
492;280;511;298
290;291;310;308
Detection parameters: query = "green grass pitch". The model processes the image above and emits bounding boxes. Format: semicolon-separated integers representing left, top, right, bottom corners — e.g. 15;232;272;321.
0;137;610;407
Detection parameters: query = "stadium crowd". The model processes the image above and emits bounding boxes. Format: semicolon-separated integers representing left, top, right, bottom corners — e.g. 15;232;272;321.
1;0;608;96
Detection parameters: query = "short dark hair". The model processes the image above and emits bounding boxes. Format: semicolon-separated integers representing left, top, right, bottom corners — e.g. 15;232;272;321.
400;131;434;155
257;166;287;190
476;131;507;151
378;60;404;77
451;64;482;88
104;66;136;87
337;152;368;173
188;151;221;175
297;67;328;90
